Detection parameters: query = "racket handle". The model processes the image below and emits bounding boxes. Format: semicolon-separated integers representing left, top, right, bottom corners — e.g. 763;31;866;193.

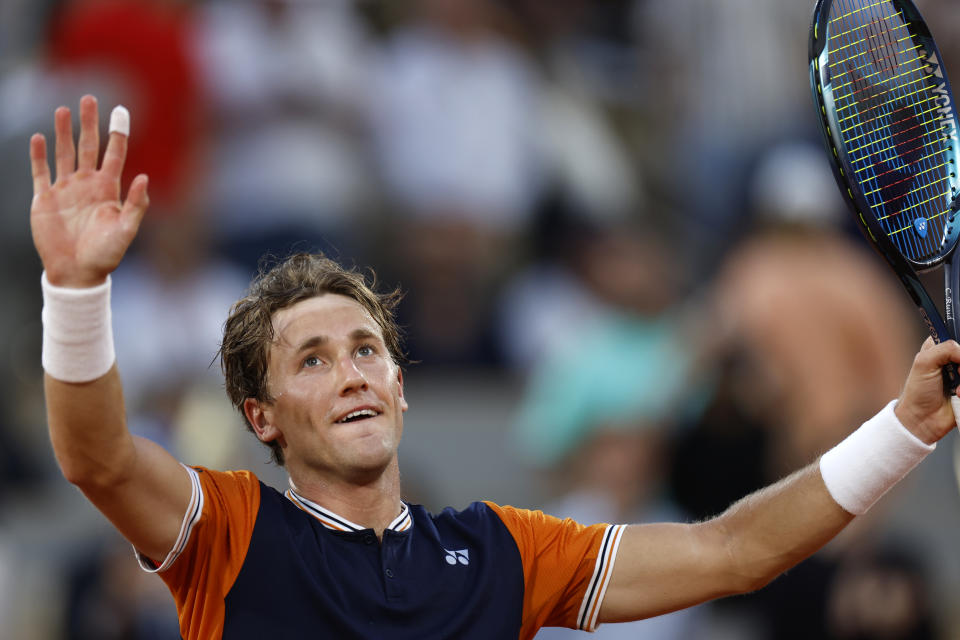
943;362;960;395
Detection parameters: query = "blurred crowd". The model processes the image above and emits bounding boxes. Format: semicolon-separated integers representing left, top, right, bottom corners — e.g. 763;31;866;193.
1;0;960;638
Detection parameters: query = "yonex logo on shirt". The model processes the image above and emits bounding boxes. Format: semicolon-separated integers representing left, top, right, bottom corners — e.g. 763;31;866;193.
443;548;469;566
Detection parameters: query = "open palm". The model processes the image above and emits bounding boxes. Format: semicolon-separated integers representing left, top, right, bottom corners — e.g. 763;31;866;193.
30;95;148;288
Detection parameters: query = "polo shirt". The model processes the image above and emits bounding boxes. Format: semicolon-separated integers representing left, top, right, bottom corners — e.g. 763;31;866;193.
139;466;626;639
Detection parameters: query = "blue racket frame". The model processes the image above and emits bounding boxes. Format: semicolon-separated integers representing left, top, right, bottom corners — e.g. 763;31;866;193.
810;0;960;389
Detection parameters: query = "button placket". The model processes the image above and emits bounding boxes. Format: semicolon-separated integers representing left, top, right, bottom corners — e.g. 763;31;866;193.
381;532;406;600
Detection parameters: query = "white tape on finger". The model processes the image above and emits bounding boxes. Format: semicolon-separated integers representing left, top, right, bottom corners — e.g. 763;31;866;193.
951;396;960;430
109;105;130;136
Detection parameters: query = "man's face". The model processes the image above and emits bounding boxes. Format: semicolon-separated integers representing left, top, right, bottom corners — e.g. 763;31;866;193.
246;294;408;483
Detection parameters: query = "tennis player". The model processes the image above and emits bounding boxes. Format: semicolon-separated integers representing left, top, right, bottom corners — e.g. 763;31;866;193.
30;96;960;639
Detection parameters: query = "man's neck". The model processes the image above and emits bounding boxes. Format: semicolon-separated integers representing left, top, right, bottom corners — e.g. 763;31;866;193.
288;459;403;539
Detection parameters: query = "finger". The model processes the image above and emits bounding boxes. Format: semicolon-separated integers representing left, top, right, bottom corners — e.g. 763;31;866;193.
100;105;130;182
120;174;149;234
920;336;936;351
919;339;960;368
53;106;75;182
76;95;100;172
30;133;51;197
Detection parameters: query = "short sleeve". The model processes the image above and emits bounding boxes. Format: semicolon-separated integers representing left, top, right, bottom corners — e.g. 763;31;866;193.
143;466;261;639
484;502;626;637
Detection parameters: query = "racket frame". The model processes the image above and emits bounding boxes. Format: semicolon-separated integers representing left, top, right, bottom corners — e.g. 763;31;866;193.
809;0;960;371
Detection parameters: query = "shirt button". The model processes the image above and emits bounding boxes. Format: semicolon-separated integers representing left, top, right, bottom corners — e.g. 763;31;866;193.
363;535;375;545
385;568;394;578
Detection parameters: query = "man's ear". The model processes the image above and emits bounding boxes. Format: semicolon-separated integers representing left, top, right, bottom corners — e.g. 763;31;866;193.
243;397;284;443
397;369;408;413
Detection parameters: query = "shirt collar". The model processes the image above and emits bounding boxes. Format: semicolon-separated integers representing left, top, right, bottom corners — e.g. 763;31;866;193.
284;486;412;533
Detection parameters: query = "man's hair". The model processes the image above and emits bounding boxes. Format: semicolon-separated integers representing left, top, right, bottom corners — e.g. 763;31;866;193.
219;253;405;466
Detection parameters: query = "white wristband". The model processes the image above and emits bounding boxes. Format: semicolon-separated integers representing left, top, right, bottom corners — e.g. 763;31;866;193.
820;399;935;515
41;271;116;383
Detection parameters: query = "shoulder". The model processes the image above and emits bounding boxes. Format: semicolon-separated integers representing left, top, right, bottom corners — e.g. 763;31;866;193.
188;466;264;514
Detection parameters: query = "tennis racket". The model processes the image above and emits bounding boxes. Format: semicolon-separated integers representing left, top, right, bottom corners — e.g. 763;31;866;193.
810;0;960;392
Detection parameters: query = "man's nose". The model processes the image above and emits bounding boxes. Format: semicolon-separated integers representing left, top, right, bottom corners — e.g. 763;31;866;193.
336;356;368;395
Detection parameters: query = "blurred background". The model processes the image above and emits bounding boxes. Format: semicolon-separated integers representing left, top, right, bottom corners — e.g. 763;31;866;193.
2;0;960;637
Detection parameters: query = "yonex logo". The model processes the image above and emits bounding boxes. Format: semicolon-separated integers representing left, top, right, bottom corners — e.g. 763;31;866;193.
920;50;958;141
914;217;928;238
443;548;469;566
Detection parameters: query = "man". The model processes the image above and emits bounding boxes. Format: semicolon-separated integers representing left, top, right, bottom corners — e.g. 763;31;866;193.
29;96;960;639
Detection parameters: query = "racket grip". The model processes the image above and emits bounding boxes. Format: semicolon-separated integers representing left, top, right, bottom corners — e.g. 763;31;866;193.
943;362;960;395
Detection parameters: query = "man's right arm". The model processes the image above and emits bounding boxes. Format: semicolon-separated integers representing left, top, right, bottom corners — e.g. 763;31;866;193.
32;95;191;563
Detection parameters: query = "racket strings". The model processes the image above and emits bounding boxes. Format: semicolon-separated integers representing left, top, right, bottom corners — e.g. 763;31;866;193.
828;13;907;62
841;91;936;133
843;95;942;148
869;150;950;197
885;194;953;233
857;136;946;176
836;71;929;118
827;0;955;260
836;50;923;99
829;0;893;25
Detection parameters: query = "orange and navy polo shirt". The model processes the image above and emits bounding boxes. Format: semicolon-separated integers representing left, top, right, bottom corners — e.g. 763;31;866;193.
138;466;626;639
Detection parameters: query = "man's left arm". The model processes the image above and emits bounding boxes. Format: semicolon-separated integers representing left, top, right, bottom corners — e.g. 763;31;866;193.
599;337;960;623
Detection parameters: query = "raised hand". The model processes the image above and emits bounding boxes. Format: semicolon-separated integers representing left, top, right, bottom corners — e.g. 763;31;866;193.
30;94;149;287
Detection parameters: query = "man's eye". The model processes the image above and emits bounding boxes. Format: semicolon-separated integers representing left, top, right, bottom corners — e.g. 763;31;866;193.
303;356;321;368
357;345;375;357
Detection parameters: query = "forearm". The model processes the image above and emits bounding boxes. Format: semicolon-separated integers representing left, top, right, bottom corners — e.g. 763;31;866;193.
41;272;135;487
719;398;938;586
601;463;852;623
603;342;960;624
712;462;853;592
45;366;137;487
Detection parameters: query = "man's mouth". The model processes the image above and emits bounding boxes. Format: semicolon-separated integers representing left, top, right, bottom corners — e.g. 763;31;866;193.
335;408;381;424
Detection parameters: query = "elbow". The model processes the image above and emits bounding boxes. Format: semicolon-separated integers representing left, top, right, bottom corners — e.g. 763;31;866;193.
59;462;107;488
55;446;136;491
59;461;117;490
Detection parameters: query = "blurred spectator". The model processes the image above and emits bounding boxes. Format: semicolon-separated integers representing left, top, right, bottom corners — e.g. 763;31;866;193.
46;0;203;211
671;142;860;518
193;0;376;274
713;211;916;474
670;142;931;638
512;308;692;470
64;535;179;640
510;218;702;638
632;1;817;275
825;541;938;640
496;197;611;373
369;0;540;233
498;209;680;372
367;0;541;365
675;142;917;516
111;211;247;461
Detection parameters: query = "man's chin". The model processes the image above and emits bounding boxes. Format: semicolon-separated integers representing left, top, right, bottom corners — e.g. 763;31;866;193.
340;443;399;482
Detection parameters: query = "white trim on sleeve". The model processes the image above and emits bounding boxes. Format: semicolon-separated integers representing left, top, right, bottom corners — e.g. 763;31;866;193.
134;464;204;573
577;523;627;631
